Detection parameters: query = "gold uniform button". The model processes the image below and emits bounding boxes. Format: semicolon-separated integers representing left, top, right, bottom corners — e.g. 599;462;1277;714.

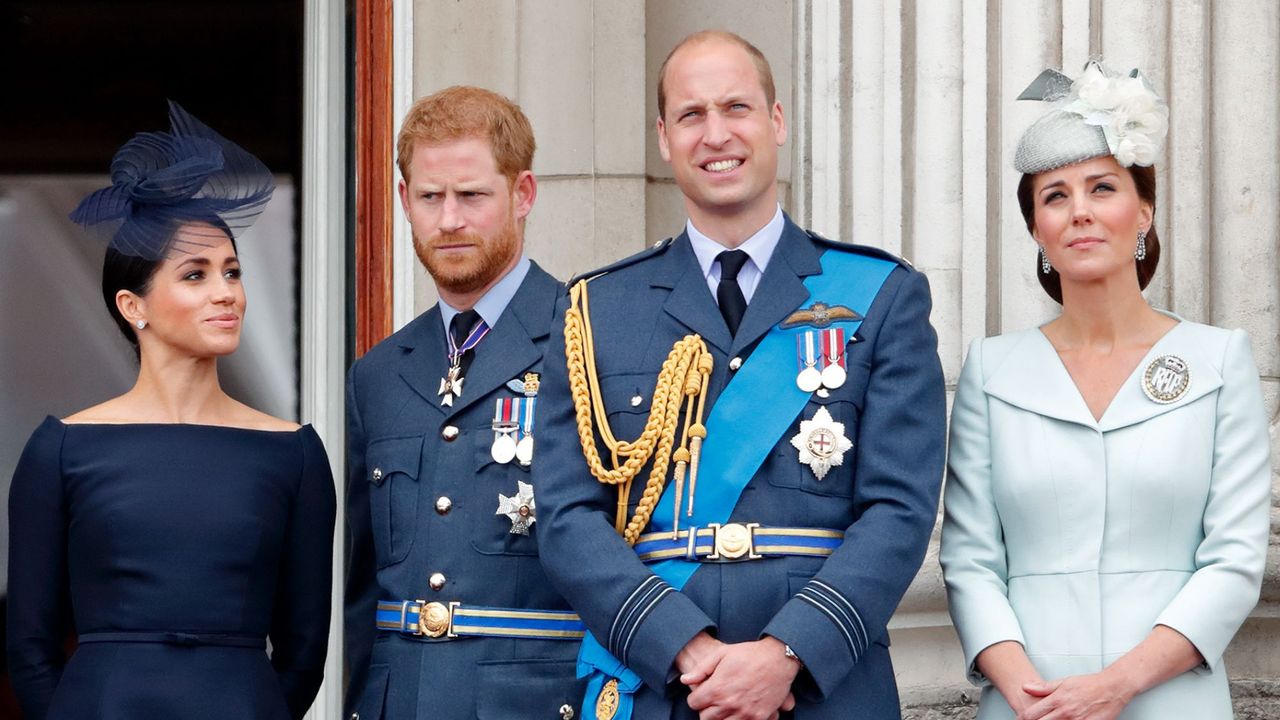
435;496;452;515
560;704;575;719
441;425;459;441
371;467;383;482
728;357;743;371
429;572;447;590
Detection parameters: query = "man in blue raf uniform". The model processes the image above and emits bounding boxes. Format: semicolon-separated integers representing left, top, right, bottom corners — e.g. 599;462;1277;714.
535;32;946;719
345;86;584;720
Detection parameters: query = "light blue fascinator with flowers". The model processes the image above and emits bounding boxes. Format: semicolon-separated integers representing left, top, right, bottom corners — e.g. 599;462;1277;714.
1014;61;1169;175
69;101;274;260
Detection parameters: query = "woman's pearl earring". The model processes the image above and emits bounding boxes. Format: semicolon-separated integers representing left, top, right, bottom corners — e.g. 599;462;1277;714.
135;319;147;330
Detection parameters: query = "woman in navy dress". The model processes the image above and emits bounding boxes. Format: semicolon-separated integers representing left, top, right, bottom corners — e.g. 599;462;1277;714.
7;102;336;720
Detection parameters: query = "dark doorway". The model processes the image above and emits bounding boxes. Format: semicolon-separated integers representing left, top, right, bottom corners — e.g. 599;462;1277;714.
0;0;302;176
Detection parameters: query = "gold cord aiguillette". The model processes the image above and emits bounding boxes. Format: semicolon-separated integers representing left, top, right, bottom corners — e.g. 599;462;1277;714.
564;279;712;545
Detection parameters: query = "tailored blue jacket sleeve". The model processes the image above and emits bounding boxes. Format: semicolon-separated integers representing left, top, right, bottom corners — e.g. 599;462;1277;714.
269;427;337;719
535;292;717;694
760;269;946;700
342;365;380;715
6;419;71;720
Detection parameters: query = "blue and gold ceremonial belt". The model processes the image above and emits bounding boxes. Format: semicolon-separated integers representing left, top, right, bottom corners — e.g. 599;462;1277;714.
376;600;585;641
633;524;844;563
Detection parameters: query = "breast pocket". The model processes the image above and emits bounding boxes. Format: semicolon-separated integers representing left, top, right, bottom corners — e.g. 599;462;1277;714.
471;426;540;557
599;371;656;443
770;359;870;498
367;435;424;568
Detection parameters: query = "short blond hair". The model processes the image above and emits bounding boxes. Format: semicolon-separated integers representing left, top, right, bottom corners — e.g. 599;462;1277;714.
396;86;536;183
657;30;777;120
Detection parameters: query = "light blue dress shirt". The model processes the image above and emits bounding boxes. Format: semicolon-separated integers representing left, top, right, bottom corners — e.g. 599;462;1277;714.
439;255;531;337
686;205;784;306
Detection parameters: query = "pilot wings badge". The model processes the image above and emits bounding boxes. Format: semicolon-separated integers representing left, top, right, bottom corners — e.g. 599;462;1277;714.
780;301;862;329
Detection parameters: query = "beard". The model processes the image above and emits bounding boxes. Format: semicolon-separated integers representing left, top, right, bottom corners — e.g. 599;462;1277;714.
414;211;520;297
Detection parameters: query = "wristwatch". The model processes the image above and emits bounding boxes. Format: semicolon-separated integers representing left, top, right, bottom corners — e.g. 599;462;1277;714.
783;643;804;668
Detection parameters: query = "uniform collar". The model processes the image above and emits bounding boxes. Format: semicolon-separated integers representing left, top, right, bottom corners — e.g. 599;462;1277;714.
685;205;784;282
439;254;531;335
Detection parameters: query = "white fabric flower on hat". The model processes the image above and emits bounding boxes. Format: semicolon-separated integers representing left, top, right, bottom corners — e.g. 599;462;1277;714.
1061;63;1168;167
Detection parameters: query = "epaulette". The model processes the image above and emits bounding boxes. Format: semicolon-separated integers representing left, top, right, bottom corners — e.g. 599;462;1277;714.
568;236;676;285
805;229;916;270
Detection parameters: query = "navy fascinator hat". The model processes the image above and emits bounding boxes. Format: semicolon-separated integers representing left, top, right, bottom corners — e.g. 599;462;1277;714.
69;101;275;260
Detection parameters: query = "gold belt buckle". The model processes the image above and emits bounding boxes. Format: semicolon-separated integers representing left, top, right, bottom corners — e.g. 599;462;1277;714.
705;522;761;561
414;600;459;638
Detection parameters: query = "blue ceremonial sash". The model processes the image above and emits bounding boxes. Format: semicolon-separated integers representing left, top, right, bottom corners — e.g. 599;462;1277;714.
577;249;897;719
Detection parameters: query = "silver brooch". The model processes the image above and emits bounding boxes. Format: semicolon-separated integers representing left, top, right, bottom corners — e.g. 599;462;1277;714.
1142;354;1190;404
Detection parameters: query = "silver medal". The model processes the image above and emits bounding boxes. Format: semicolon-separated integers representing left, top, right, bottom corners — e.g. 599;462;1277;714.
820;363;847;390
796;366;822;393
516;435;535;466
491;432;518;464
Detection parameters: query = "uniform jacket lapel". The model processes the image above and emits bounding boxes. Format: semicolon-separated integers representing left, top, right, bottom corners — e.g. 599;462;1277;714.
394;307;450;415
729;218;821;358
657;233;734;354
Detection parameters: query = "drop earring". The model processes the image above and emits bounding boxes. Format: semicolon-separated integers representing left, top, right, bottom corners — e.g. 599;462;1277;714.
1040;246;1052;274
1135;229;1148;261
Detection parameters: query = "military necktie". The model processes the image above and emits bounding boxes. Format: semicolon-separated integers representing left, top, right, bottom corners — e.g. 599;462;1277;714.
450;309;485;377
716;249;749;337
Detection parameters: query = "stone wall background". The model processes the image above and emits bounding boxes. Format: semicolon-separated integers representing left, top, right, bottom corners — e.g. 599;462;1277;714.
402;0;1279;712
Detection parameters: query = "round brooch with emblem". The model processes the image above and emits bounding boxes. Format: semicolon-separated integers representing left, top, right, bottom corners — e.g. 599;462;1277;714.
1142;354;1190;404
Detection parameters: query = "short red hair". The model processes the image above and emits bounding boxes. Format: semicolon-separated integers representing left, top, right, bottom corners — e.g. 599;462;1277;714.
397;86;536;184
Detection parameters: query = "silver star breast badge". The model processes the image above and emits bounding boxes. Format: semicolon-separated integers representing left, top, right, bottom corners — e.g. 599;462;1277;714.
496;480;537;535
790;406;853;481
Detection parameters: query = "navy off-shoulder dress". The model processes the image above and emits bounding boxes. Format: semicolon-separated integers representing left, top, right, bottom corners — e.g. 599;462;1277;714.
7;417;336;720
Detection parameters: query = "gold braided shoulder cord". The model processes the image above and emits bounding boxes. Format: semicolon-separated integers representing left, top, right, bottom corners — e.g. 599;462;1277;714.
564;279;713;546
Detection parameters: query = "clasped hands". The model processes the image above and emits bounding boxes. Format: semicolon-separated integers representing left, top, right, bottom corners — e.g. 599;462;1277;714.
674;631;800;720
1010;672;1133;720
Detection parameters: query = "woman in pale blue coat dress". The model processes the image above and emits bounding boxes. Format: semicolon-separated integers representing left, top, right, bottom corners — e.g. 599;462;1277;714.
940;62;1271;720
